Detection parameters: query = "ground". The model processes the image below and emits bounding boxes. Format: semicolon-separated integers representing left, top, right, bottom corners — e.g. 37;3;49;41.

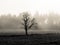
0;33;60;45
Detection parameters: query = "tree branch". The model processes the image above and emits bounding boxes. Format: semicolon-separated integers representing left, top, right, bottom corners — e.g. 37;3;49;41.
28;22;34;29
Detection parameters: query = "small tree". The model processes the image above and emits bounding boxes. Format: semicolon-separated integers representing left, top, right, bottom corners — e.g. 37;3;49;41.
21;12;37;35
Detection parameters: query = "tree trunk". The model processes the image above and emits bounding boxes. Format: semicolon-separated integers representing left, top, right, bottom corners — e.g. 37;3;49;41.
25;26;28;36
25;29;28;36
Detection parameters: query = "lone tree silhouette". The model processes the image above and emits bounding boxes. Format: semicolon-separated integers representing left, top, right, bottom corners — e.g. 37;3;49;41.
21;12;37;35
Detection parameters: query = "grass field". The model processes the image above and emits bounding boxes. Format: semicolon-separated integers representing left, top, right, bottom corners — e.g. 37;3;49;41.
0;29;60;45
0;33;60;45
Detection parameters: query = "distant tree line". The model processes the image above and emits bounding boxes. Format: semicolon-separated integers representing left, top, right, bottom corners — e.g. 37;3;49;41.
0;12;60;30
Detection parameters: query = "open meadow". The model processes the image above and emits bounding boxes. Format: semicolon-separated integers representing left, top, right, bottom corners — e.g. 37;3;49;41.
0;29;60;45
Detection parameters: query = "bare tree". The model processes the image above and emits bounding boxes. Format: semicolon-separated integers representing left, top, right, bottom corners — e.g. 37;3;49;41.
21;12;37;35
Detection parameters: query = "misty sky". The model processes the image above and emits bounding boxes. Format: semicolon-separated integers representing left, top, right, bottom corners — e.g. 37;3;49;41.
0;0;60;15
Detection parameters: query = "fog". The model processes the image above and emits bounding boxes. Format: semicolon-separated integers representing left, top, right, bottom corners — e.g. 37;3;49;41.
0;13;60;34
